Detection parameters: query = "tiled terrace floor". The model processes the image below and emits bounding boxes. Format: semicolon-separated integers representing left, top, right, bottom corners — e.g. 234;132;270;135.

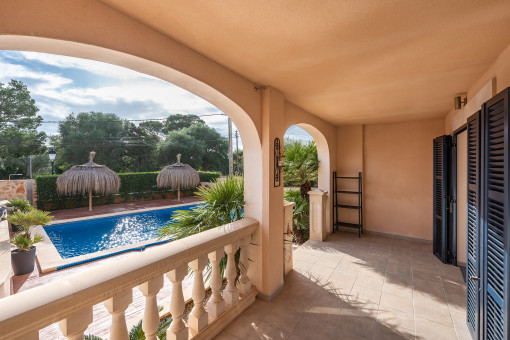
216;231;469;340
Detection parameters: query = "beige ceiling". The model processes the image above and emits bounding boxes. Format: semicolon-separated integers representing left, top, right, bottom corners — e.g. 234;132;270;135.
100;0;510;125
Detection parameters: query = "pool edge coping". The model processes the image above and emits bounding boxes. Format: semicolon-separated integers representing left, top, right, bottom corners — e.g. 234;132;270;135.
36;202;199;273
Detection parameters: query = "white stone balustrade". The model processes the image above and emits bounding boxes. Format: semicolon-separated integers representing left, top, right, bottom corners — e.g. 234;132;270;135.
104;288;132;340
0;218;258;340
139;275;164;340
309;189;328;241
189;255;208;334
58;307;93;340
207;248;225;318
167;264;188;340
223;242;240;306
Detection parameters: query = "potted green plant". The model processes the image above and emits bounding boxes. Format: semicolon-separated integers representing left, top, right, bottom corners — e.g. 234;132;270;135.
5;198;33;232
7;209;53;275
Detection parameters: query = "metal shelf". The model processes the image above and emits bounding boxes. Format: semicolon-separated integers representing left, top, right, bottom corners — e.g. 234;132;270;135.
335;222;362;229
332;171;363;237
336;204;360;210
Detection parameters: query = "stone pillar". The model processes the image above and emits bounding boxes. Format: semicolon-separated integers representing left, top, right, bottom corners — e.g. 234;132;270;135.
283;201;295;275
309;189;328;241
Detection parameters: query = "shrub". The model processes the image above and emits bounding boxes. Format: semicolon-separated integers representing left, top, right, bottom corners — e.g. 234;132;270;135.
284;189;310;244
7;209;52;251
35;171;220;211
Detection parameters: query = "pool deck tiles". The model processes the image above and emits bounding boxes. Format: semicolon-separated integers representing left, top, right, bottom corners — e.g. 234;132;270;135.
48;196;200;221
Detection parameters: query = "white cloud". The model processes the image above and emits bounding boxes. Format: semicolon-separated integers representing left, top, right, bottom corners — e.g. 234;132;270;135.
0;61;72;90
17;51;155;80
0;51;244;143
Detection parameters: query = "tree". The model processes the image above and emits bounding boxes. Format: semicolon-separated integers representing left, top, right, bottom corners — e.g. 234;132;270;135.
0;79;46;159
56;112;159;173
138;120;164;136
119;121;160;172
157;123;228;173
233;149;244;175
283;140;319;199
162;114;205;134
57;112;127;171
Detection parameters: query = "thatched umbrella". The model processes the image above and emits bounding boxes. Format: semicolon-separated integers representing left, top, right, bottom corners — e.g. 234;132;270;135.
56;151;121;212
157;154;200;201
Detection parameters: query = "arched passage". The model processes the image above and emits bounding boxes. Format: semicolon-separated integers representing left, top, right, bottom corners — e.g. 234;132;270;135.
283;123;332;234
0;36;263;222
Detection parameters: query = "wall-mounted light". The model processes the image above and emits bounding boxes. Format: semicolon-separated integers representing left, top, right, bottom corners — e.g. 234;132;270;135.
454;95;467;110
274;137;285;187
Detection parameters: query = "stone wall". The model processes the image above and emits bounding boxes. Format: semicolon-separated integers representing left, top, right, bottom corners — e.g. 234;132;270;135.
0;180;37;207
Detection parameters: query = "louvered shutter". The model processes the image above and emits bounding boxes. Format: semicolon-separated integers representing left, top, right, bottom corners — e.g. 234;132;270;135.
482;89;509;340
467;111;482;338
433;135;451;263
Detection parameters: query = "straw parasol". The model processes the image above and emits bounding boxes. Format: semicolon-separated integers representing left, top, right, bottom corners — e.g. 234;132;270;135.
56;151;121;212
157;154;200;201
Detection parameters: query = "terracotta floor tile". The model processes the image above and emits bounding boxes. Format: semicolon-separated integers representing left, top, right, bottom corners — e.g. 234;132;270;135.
216;231;467;340
380;291;414;314
246;320;291;339
414;316;457;340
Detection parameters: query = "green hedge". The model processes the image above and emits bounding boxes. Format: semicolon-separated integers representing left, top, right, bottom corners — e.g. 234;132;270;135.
35;171;220;211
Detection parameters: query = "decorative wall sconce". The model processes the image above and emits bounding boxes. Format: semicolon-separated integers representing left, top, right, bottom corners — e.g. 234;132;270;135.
454;95;467;110
274;137;285;187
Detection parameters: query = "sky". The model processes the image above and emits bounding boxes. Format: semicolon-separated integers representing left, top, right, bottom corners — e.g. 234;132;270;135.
0;51;313;146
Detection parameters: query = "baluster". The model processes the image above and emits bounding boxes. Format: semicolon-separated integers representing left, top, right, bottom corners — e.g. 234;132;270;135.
224;242;239;305
58;306;93;340
239;236;252;295
188;255;208;333
207;248;225;318
104;288;132;340
139;275;164;340
166;264;188;340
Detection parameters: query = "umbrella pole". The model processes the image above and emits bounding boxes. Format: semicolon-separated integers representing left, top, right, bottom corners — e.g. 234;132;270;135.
178;183;180;202
89;188;92;212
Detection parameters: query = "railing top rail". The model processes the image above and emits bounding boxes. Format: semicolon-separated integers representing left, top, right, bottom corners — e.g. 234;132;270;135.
0;217;258;338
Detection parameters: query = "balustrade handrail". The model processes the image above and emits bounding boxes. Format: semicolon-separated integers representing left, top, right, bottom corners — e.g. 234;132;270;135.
0;217;258;339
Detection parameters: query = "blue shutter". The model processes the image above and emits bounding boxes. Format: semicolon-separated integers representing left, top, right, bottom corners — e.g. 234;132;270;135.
467;111;481;338
433;135;451;263
482;90;509;340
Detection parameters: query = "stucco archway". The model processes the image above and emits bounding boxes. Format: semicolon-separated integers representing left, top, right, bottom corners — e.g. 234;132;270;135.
0;35;263;221
283;123;332;233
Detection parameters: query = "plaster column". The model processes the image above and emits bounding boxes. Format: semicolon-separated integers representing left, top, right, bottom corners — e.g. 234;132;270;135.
248;86;285;300
309;189;328;241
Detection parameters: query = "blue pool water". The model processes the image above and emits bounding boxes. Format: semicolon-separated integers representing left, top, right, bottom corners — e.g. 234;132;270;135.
44;204;199;259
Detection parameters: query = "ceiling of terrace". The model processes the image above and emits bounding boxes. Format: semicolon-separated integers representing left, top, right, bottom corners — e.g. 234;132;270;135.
100;0;510;125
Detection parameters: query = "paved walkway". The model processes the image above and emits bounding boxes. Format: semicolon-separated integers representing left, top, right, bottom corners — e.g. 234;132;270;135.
216;231;469;340
48;196;200;221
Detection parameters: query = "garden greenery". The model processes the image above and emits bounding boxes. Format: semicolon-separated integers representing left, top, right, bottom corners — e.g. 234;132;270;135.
7;209;52;251
35;171;220;210
284;189;310;244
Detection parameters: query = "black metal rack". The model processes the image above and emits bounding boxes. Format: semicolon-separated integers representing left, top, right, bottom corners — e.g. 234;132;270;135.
332;171;363;237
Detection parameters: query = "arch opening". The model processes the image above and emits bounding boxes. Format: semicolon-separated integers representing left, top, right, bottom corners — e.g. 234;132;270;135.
283;124;331;239
0;36;263;220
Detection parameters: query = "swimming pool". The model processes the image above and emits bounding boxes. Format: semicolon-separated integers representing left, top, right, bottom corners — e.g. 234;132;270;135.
44;203;199;260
